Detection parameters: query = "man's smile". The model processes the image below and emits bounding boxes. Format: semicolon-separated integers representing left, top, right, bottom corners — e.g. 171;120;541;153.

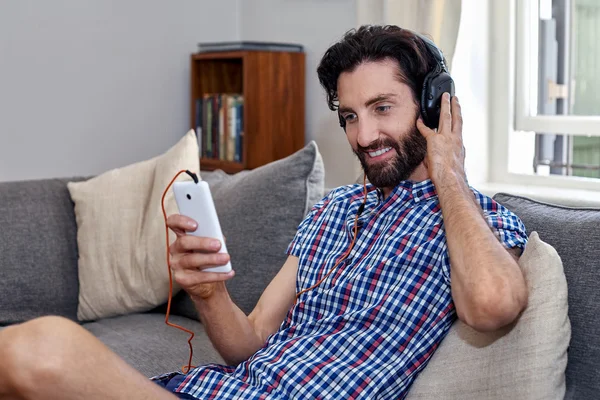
365;146;395;162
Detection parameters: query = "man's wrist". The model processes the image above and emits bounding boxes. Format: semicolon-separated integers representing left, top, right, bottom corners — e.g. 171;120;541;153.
432;170;470;198
190;282;229;308
434;170;487;227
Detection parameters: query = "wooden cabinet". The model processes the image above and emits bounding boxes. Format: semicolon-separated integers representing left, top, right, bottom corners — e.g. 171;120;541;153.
190;50;306;173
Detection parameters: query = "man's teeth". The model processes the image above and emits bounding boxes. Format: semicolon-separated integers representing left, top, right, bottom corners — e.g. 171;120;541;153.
368;147;392;157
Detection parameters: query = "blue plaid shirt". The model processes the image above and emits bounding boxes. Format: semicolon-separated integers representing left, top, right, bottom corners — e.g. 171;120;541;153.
153;179;528;399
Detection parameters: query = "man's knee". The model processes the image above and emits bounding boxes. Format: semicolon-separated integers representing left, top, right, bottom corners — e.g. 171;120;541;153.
1;316;83;394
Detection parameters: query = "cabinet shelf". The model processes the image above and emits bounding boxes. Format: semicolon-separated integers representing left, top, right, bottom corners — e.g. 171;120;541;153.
190;49;306;172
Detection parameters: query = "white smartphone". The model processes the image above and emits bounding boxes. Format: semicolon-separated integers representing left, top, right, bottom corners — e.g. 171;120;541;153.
172;180;232;273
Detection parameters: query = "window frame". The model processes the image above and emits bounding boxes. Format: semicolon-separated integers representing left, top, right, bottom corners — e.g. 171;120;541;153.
490;0;600;191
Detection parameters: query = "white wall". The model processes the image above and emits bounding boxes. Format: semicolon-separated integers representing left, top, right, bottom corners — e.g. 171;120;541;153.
0;0;490;189
0;0;239;182
240;0;359;188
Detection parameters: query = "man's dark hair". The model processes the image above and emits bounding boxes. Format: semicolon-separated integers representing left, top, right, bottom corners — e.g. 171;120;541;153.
317;25;443;111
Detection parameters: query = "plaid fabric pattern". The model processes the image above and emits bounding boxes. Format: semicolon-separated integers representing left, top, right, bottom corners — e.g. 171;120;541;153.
152;179;528;399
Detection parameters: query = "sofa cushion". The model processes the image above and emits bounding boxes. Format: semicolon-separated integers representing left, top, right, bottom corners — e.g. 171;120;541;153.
492;192;600;400
406;232;570;399
0;177;86;325
162;140;325;318
67;130;199;322
83;313;223;378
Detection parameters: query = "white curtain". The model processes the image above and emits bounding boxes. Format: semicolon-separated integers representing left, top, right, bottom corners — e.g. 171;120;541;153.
356;0;462;72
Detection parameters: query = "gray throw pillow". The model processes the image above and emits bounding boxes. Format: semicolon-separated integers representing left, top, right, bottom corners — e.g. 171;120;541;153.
163;141;325;318
492;192;600;400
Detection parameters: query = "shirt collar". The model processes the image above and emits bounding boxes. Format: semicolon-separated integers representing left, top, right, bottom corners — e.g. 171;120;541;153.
371;179;438;204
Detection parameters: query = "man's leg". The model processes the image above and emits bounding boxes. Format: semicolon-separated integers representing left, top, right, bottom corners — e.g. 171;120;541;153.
0;316;179;400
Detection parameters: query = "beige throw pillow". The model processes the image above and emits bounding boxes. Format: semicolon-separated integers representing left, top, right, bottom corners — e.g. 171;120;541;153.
407;231;570;400
68;130;200;321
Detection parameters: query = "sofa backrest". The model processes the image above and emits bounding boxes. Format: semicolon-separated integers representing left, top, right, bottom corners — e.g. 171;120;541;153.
492;192;600;400
0;177;85;324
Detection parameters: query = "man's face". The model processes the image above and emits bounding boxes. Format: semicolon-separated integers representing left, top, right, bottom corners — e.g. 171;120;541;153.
337;59;427;189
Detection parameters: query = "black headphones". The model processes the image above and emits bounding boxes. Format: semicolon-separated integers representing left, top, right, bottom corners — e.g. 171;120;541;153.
418;34;455;129
338;32;455;131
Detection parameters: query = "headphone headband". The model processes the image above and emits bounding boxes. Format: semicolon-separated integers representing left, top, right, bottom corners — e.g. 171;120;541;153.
414;32;449;74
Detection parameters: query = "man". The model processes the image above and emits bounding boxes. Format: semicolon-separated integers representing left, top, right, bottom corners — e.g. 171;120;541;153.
0;25;528;399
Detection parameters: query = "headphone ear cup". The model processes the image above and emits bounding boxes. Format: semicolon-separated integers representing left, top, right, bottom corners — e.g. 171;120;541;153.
421;70;455;129
420;70;436;128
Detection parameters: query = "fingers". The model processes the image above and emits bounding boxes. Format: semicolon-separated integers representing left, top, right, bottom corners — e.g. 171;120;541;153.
170;240;233;289
174;269;235;287
167;214;198;237
169;235;222;256
416;117;434;139
451;95;463;137
438;92;452;133
174;252;230;271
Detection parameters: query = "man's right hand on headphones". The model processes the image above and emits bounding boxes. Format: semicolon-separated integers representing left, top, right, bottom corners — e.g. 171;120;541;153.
166;214;235;300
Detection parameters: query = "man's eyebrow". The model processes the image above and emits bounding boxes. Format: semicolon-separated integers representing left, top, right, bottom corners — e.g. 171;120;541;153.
338;93;398;114
338;105;354;114
365;93;397;107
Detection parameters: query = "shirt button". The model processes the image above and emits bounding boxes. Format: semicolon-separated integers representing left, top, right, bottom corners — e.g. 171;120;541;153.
416;190;424;197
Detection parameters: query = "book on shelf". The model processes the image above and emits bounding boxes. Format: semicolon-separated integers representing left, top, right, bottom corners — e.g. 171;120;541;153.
195;93;244;163
197;41;303;53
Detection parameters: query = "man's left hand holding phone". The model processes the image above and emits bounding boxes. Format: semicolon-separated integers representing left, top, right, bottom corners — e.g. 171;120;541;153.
169;180;235;300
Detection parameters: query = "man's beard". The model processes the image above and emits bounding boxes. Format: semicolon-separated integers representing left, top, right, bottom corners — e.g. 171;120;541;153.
354;125;427;189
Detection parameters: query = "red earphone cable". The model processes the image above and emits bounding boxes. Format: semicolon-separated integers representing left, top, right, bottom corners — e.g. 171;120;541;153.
161;170;196;374
294;173;368;305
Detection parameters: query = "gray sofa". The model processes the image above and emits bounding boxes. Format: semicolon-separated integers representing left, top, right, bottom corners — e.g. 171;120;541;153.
0;143;599;399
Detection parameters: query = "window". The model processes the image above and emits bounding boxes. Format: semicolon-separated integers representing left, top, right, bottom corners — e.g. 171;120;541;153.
507;0;600;187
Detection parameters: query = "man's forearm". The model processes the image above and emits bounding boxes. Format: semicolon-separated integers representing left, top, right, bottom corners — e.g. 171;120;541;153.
436;173;528;331
192;283;265;365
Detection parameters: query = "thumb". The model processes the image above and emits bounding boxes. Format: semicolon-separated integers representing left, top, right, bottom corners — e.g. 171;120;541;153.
416;117;434;139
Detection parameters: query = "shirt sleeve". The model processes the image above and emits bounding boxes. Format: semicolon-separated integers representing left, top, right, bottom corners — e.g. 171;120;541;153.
439;190;529;285
472;189;529;252
285;189;336;258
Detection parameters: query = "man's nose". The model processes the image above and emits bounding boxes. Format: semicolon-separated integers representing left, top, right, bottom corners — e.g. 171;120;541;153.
356;116;379;148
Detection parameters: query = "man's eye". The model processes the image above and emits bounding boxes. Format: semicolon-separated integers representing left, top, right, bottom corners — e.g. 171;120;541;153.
376;105;391;113
344;114;357;122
